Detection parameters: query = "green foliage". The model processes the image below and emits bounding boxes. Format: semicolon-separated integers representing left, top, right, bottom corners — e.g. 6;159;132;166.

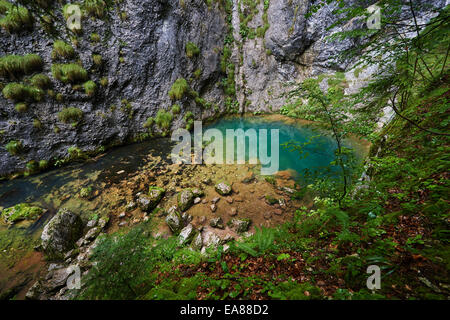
1;203;43;224
168;78;189;100
171;104;181;115
5;140;23;155
143;117;154;129
2;83;43;102
185;41;200;58
184;111;194;130
83;0;106;18
58;107;83;124
90;33;101;43
51;63;88;84
0;4;33;33
15;102;27;113
92;54;102;66
52;41;75;60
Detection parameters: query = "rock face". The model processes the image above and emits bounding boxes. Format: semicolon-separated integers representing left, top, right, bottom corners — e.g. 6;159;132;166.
0;0;227;176
41;208;83;260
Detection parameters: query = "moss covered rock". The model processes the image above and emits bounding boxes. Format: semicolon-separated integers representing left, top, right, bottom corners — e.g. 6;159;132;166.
177;189;195;212
1;203;44;224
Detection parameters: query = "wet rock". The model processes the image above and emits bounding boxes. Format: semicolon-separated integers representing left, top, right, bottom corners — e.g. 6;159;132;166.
210;204;217;213
98;217;109;229
125;201;137;212
86;219;97;228
282;187;295;194
1;203;45;224
192;188;205;197
198;216;206;224
194;197;202;204
225;196;234;204
41;208;83;260
231;218;252;233
215;182;232;196
137;187;165;212
210;217;224;229
178;189;195;212
278;198;287;208
84;227;101;242
119;212;126;218
26;281;46;300
202;230;222;249
166;208;183;234
178;224;196;246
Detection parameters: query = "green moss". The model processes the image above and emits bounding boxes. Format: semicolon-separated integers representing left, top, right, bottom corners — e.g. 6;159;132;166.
0;1;12;14
33;119;42;129
5;140;23;155
185;41;200;58
155;109;173;131
1;203;44;224
90;33;101;43
83;80;97;97
80;186;93;198
0;54;43;79
168;78;189;101
58;107;83;124
193;68;202;79
100;77;108;87
51;63;88;84
52;40;75;60
0;5;33;33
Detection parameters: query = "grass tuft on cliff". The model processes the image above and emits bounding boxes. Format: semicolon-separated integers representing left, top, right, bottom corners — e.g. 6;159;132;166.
0;4;32;33
0;54;43;79
51;63;88;84
168;78;189;101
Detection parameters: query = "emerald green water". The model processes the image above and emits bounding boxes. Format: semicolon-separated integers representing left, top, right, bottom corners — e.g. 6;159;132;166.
204;116;367;181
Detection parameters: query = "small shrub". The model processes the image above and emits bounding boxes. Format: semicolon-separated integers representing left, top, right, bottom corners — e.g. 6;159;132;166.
185;41;200;58
5;140;23;155
51;64;88;84
83;80;97;97
155;109;173;131
0;5;33;33
58;107;83;124
30;74;51;89
168;78;188;101
52;40;75;60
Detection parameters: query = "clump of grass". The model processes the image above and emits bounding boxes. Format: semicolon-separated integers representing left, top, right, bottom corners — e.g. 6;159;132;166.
52;40;75;60
5;140;23;155
51;63;88;84
168;78;188;101
33;119;42;129
58;107;83;124
15;102;27;113
0;5;33;33
0;54;43;79
30;74;51;89
90;33;101;43
171;104;181;115
0;1;12;14
2;83;44;102
193;68;202;79
143;117;154;129
83;80;97;97
185;42;200;58
83;0;106;18
184;111;194;131
92;54;102;66
155;109;173;131
100;77;108;87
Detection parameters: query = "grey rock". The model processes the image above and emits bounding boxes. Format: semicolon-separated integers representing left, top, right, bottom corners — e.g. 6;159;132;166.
178;224;196;246
231;218;252;233
41;208;83;260
191;232;203;251
215;182;232;196
210;217;224;229
166;208;183;233
177;189;195;212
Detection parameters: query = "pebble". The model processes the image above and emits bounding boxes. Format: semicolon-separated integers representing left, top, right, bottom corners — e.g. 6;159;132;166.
210;204;217;212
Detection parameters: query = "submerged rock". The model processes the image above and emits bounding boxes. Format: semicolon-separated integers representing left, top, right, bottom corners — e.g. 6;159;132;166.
41;208;83;260
178;189;195;212
215;182;232;196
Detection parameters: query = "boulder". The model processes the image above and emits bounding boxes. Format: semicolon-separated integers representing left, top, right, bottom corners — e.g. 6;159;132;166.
41;208;83;260
210;217;224;229
177;189;195;212
137;187;165;212
215;182;232;196
191;232;203;250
